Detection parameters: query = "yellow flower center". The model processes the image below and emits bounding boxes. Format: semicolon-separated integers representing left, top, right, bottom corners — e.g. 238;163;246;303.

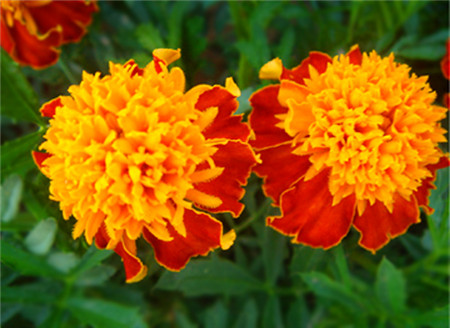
40;59;225;245
278;51;447;214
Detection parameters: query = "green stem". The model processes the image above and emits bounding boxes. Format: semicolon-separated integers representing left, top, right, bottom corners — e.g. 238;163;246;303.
234;198;272;233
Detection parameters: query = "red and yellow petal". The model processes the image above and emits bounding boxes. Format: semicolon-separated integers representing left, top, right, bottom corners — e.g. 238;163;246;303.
3;19;61;69
194;140;257;217
281;51;332;85
114;238;148;283
248;85;291;149
414;155;450;215
268;170;356;249
94;224;146;283
195;86;251;142
346;44;362;65
253;142;311;205
27;0;98;44
32;151;51;171
353;195;420;252
39;96;63;118
143;208;225;271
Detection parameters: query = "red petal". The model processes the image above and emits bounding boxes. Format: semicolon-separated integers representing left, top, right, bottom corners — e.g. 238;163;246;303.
353;195;420;252
143;209;223;270
441;39;450;80
194;140;257;217
40;97;63;118
444;93;449;109
27;0;98;44
249;85;291;149
114;239;147;283
347;44;362;65
195;86;251;141
32;151;51;170
94;223;109;249
124;59;144;77
3;19;61;68
281;51;332;85
253;142;311;205
153;55;164;74
414;155;450;214
268;170;356;249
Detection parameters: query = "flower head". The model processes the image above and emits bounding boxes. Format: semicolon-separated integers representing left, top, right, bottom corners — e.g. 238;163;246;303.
250;45;448;252
1;0;98;69
33;49;257;282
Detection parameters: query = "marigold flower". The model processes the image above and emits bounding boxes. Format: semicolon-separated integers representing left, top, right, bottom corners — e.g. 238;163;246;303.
1;0;98;69
250;45;449;252
33;49;257;282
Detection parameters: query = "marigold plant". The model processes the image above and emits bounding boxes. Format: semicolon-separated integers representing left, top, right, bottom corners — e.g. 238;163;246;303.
249;45;449;252
1;0;98;69
33;49;258;282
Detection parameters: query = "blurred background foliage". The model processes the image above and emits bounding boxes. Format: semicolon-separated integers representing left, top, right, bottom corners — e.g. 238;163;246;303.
1;1;449;327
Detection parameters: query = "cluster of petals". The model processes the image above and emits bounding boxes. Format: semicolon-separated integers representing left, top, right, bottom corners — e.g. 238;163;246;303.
33;49;258;282
1;0;98;69
249;45;449;252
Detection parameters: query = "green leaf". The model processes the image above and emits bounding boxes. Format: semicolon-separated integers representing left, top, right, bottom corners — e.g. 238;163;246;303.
1;239;62;279
74;265;116;286
375;257;406;314
67;297;147;328
155;258;263;296
47;252;80;273
23;186;54;222
332;244;352;287
135;23;166;51
286;296;309;328
262;225;286;285
175;311;199;328
301;272;364;312
396;45;446;61
1;130;44;179
262;295;284;328
1;283;60;304
290;246;327;274
0;50;43;125
409;305;450;328
68;245;113;279
426;166;449;250
1;303;22;324
1;174;23;222
24;218;57;255
204;301;229;328
233;298;258;328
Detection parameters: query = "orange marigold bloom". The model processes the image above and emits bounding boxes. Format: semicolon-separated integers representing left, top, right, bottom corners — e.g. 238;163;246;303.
250;45;449;252
1;0;98;69
33;49;258;282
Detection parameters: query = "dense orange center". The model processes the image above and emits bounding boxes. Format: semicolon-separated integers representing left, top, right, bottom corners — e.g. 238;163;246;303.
277;51;447;214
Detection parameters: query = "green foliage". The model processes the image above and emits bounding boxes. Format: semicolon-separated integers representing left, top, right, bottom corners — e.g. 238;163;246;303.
1;1;449;327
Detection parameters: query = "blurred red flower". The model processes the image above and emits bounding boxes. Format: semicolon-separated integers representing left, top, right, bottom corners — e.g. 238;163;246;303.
1;0;98;69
